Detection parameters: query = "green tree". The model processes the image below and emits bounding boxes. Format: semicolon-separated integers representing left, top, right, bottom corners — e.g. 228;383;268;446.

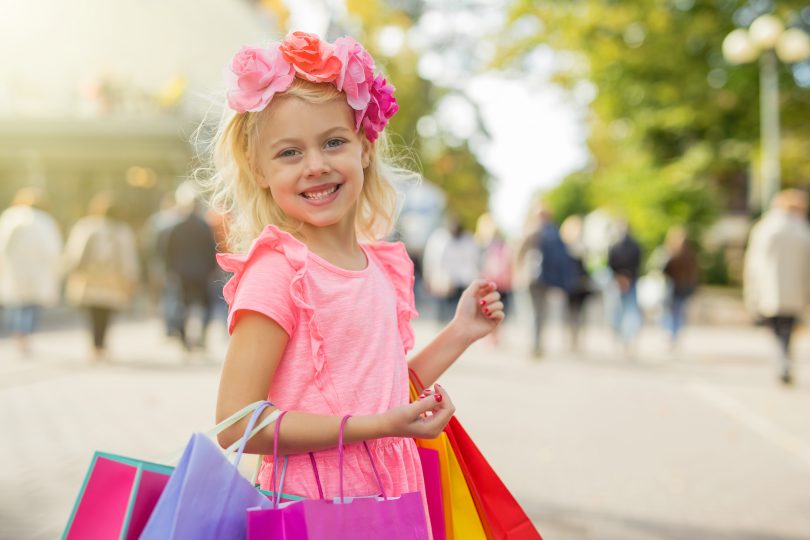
498;0;810;251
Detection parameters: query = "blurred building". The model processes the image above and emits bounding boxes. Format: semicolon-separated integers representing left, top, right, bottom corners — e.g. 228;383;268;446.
0;0;280;227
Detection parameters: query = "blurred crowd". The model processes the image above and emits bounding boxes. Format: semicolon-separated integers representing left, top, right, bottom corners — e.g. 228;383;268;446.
0;183;226;361
0;184;808;384
414;189;809;385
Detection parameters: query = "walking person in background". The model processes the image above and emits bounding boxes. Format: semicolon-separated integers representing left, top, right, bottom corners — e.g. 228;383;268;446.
140;191;181;335
0;187;63;356
163;182;218;352
560;215;592;353
744;189;810;385
661;226;699;349
518;205;573;358
64;192;139;362
607;221;643;355
476;213;513;344
424;216;479;322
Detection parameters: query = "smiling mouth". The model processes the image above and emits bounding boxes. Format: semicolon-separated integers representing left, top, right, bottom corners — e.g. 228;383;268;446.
300;184;341;200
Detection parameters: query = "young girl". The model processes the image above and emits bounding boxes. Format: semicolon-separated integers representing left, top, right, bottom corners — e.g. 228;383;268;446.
209;31;504;519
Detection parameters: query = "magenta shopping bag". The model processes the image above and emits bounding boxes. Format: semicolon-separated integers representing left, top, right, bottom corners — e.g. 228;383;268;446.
247;414;429;540
140;402;276;540
62;453;172;540
418;446;446;540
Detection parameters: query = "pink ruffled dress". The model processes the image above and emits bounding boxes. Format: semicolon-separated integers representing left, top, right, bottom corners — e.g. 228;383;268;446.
217;224;426;504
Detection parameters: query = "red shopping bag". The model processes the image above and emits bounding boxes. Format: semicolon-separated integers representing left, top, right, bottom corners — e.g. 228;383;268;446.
247;414;429;540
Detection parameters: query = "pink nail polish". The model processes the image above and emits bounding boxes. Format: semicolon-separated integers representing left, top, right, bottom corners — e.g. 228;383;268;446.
434;393;443;402
479;299;486;306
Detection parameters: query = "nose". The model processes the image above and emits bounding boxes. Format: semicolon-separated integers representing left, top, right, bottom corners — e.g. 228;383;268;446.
304;151;330;178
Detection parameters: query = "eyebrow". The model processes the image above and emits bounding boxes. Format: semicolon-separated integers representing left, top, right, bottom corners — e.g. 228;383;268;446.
268;127;353;148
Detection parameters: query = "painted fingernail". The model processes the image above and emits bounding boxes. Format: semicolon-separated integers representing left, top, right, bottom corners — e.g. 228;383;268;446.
483;308;490;315
479;299;486;306
434;393;443;402
419;394;426;399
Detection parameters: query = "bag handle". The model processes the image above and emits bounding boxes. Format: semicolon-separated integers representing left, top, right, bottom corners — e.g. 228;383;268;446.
338;415;387;503
409;368;427;396
163;400;270;465
231;401;279;467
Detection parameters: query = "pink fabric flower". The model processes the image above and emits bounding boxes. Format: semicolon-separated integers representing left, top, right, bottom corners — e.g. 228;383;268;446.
358;75;399;141
333;37;375;111
226;45;294;113
280;32;342;83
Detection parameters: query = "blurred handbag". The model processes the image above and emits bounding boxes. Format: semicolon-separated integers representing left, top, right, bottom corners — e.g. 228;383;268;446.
246;414;429;540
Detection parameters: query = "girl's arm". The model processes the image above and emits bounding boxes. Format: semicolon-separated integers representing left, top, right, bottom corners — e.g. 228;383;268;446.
408;279;504;388
216;310;455;455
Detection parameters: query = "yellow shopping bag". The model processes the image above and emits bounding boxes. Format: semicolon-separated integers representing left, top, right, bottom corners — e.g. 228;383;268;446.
410;382;488;540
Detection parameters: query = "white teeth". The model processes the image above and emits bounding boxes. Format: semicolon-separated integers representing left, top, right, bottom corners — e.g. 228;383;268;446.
302;185;338;200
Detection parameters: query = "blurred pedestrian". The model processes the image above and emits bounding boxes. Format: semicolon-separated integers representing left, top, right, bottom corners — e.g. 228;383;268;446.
64;192;139;362
423;216;479;322
660;226;699;349
162;182;218;351
140;191;181;333
0;187;63;356
518;205;573;357
476;213;513;344
743;189;810;385
607;221;642;353
560;215;593;353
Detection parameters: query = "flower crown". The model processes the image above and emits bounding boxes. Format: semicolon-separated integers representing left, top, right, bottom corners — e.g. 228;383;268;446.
225;32;398;142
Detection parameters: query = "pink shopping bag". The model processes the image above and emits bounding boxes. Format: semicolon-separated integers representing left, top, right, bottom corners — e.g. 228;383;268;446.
246;414;429;540
63;453;172;540
418;447;446;540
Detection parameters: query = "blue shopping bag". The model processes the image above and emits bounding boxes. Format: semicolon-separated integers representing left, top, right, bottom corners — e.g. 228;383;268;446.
140;402;279;540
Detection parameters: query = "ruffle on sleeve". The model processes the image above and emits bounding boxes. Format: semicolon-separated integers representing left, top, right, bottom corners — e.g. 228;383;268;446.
365;241;419;353
216;225;330;386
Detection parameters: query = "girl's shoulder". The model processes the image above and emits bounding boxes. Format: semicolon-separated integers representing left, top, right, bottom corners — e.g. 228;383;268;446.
217;224;307;304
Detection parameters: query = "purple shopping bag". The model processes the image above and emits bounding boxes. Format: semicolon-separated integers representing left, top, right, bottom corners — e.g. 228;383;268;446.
140;402;276;540
418;447;446;540
247;414;429;540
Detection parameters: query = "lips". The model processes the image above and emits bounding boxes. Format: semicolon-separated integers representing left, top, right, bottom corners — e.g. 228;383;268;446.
300;183;342;200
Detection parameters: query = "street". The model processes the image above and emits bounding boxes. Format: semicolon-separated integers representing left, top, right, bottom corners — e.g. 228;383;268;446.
1;301;810;540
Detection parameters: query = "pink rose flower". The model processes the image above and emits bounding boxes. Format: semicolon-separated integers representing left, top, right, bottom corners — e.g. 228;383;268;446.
225;45;294;113
280;31;342;83
358;75;399;141
333;37;375;111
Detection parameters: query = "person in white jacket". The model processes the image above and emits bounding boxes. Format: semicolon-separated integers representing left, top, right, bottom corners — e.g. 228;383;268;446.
0;187;63;355
744;189;810;385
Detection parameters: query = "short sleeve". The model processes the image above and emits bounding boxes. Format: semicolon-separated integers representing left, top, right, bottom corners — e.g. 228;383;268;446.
365;241;419;353
217;226;307;336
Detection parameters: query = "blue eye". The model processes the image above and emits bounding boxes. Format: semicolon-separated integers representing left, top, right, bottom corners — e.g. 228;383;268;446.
325;138;345;149
278;148;299;158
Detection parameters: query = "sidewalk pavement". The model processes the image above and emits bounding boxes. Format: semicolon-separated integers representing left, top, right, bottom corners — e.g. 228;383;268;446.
1;304;810;539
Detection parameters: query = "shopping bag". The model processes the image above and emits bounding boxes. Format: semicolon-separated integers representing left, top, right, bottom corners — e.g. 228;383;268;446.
409;374;487;540
62;400;273;540
409;370;542;540
445;418;542;540
62;453;172;540
418;447;446;540
140;401;280;540
246;414;429;540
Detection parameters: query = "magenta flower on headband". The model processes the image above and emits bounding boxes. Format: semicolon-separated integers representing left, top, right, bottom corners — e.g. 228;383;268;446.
359;75;399;142
280;32;341;83
333;37;375;111
226;46;294;113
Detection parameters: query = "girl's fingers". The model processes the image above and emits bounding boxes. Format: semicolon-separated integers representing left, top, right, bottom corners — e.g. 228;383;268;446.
478;291;501;305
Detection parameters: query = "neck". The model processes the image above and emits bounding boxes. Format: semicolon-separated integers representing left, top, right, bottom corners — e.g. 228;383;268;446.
299;215;365;269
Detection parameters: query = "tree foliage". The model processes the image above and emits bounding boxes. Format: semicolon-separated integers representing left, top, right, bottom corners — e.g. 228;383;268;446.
498;0;810;252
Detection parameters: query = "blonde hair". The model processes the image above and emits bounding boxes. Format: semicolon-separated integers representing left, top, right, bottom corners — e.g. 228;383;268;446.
198;78;414;253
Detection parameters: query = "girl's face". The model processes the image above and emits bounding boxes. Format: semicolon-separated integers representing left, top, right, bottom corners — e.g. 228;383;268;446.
254;96;370;234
